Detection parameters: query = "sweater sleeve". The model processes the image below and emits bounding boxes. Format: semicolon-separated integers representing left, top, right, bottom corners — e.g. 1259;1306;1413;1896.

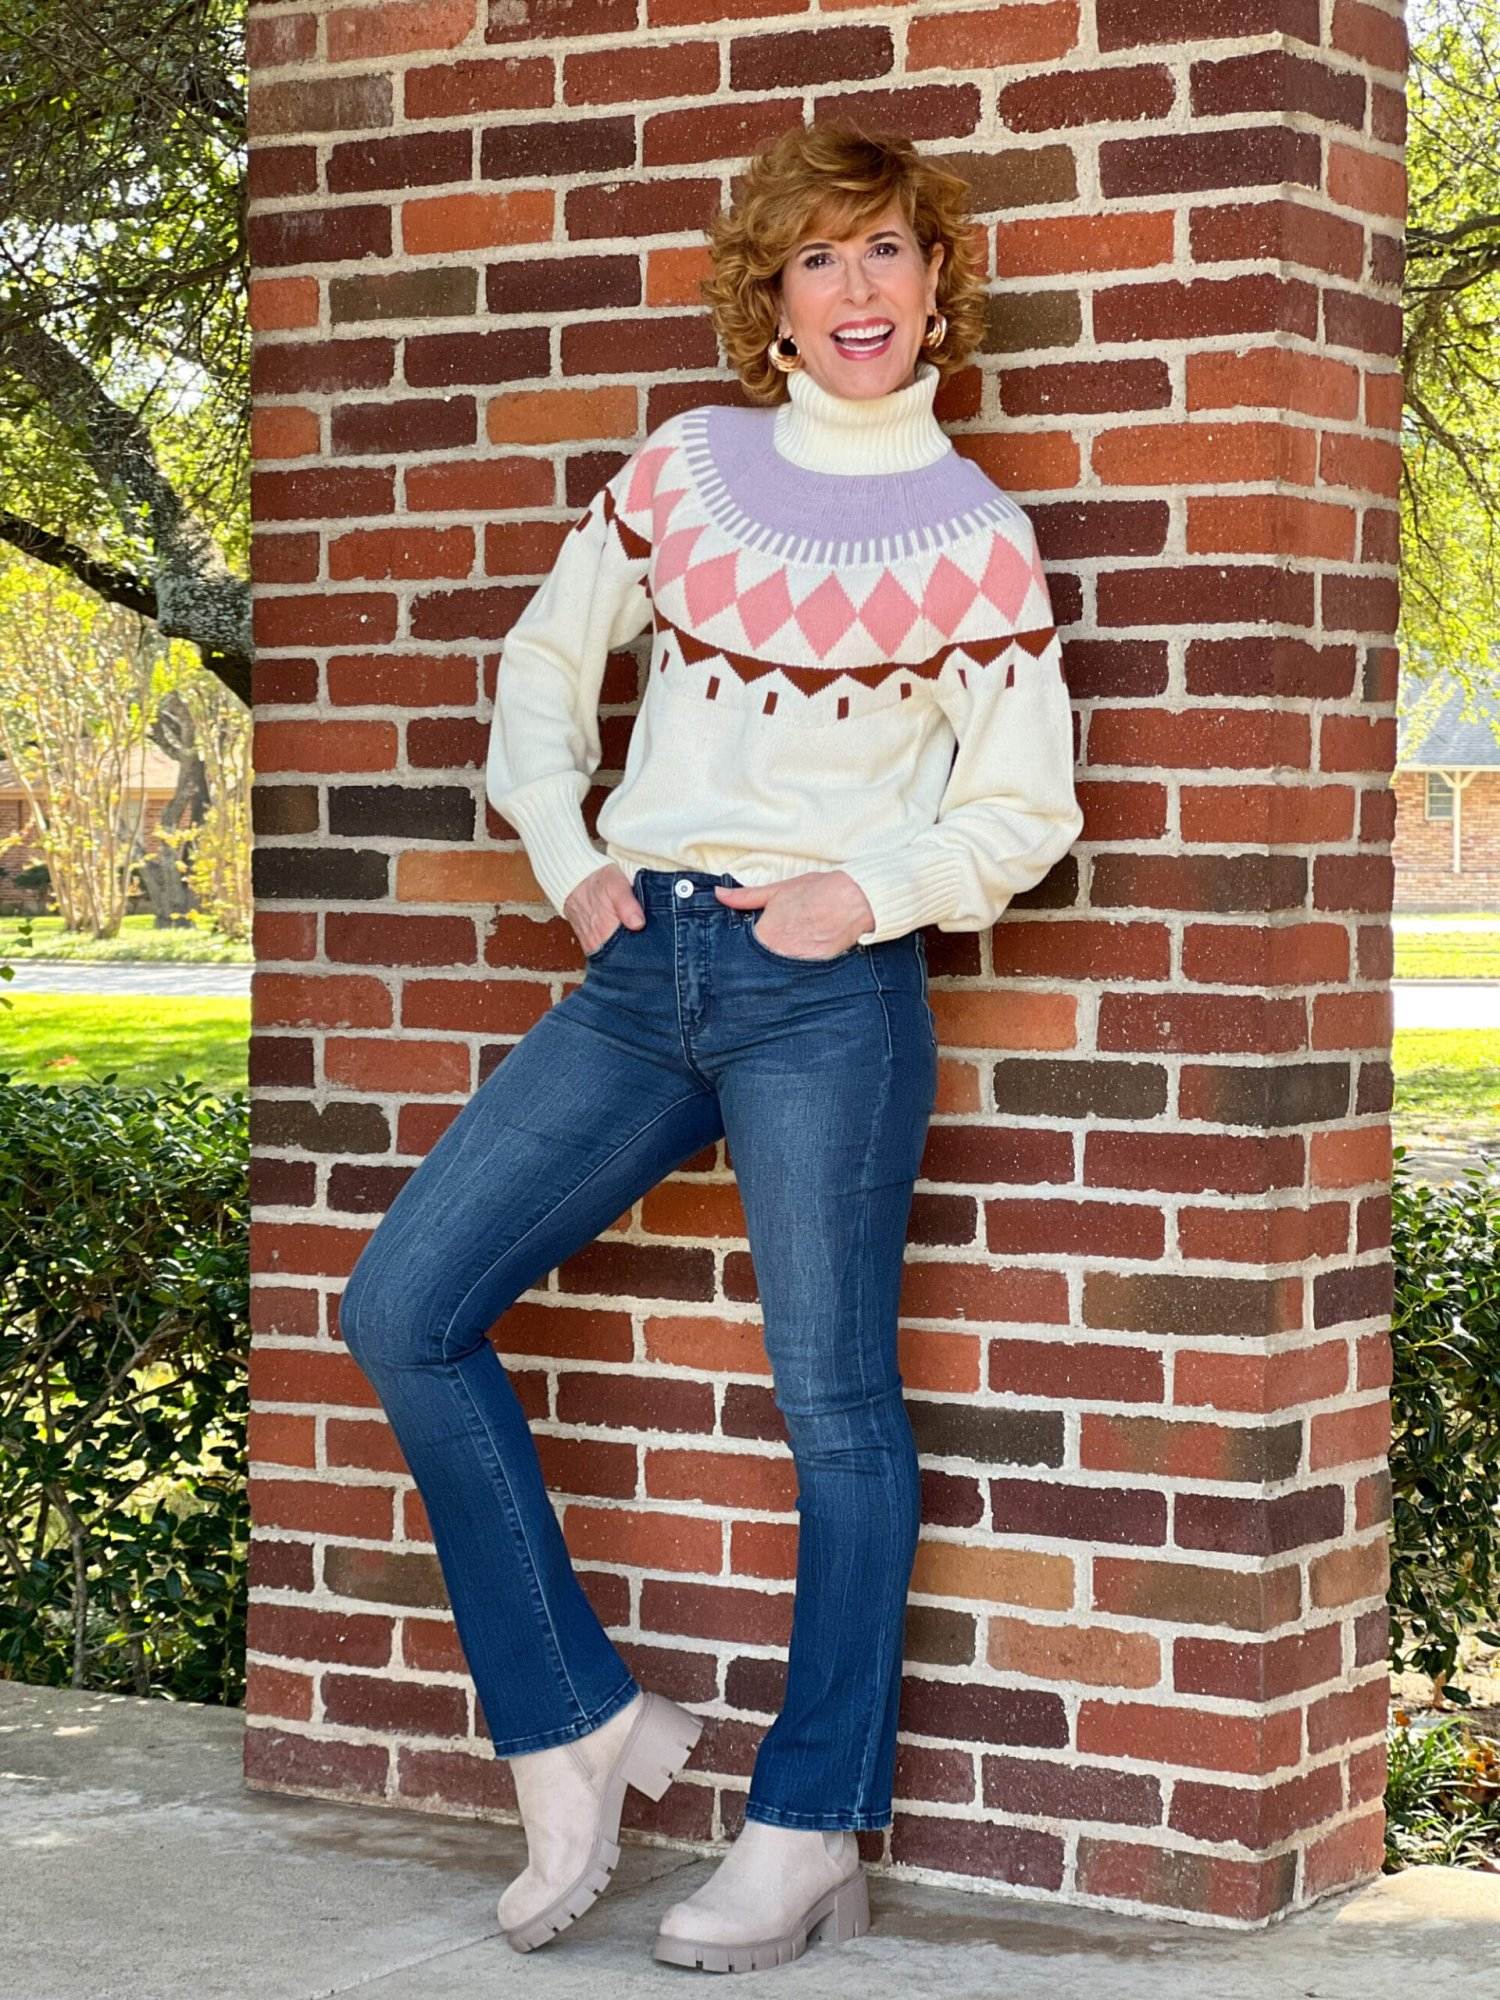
838;522;1084;947
484;439;659;917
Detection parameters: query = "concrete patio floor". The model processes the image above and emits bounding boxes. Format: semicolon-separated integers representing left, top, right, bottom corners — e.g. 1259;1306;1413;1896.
2;1680;1497;2000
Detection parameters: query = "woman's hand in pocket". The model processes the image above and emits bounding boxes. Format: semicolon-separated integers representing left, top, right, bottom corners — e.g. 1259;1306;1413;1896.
563;863;646;956
714;869;874;959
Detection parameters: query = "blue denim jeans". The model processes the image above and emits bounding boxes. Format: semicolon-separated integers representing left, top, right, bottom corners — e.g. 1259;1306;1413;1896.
339;867;938;1831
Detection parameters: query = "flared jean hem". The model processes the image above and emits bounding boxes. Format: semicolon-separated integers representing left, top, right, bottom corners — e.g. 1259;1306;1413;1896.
743;1798;891;1832
488;1672;642;1758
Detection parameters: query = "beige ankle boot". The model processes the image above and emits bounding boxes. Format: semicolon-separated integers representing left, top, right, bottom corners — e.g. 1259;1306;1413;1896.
653;1819;869;1973
497;1688;703;1953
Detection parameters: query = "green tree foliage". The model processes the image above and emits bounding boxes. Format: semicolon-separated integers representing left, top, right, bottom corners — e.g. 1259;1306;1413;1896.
1403;0;1500;688
0;2;249;698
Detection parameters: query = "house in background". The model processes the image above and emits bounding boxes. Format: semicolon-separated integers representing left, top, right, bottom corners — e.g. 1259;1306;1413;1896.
0;743;181;915
1393;676;1500;912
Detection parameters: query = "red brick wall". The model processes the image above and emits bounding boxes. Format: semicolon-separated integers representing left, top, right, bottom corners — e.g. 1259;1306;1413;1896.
1392;769;1500;910
244;0;1406;1926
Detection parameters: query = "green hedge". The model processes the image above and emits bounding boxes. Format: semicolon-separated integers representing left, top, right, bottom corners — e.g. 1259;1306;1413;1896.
1;1081;1498;1711
0;1075;248;1702
1389;1143;1500;1699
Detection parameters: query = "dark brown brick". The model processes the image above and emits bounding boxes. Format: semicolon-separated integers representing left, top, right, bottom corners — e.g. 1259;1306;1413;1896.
253;847;390;902
905;1604;978;1667
1094;275;1319;344
486;253;642;316
327;129;472;194
486;0;636;44
987;288;1083;354
248;205;392;270
327;785;476;842
891;1813;1065;1889
409;326;552;386
1031;501;1169;559
331;267;479;325
1178;1060;1352;1128
992;1058;1167;1122
1102;127;1320;199
252;785;321;837
481;113;636;182
1313;1259;1394;1328
1002;359;1171;417
955;145;1078;211
1190;49;1366;127
910;1402;1064;1468
327;1163;414;1213
332;396;478;457
990;1477;1168;1546
984;1753;1163;1826
902;1675;1069;1748
253;1099;392;1156
730;26;892;91
1000;65;1175;132
1084;1271;1286;1338
1175;1484;1346;1557
1097;0;1319;50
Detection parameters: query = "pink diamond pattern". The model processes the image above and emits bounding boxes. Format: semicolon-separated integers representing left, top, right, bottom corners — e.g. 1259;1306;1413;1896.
978;534;1033;623
650;483;690;545
793;574;858;658
655;522;709;587
922;555;980;637
683;549;740;625
623;447;675;515
857;571;920;653
737;567;796;649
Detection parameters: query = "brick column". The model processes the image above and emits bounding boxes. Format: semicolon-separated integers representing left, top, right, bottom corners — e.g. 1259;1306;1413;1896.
244;0;1405;1926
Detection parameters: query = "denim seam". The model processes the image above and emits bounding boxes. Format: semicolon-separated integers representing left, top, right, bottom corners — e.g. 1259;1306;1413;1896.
488;1673;642;1758
743;1800;891;1832
433;1085;714;1732
449;1361;592;1723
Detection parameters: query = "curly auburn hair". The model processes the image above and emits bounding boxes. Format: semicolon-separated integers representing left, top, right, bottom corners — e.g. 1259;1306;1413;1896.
700;121;987;407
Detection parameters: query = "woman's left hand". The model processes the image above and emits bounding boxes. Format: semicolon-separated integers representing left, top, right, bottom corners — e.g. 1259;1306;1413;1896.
714;870;876;959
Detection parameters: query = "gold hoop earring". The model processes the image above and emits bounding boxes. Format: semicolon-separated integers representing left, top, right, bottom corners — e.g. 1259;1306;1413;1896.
768;332;801;374
922;311;947;351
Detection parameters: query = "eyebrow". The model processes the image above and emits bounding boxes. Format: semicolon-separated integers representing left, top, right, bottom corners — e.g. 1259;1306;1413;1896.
797;228;904;252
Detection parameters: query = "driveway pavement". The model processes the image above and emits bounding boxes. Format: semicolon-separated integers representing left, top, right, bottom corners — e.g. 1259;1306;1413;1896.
1;1681;1497;2000
1;963;252;997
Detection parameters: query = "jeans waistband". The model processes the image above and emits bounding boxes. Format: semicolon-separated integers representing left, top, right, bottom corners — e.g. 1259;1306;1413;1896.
631;867;747;913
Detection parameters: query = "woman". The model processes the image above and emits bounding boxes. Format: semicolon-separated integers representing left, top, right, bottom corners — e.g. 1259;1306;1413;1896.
339;120;1084;1974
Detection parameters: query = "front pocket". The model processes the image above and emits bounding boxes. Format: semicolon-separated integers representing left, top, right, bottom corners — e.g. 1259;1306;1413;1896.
584;919;630;963
744;918;859;968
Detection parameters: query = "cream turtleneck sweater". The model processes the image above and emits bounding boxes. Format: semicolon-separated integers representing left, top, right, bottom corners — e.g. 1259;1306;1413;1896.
485;359;1084;946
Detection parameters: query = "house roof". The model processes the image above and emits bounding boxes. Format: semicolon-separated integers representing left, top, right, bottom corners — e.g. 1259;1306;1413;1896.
1397;680;1500;769
0;743;184;796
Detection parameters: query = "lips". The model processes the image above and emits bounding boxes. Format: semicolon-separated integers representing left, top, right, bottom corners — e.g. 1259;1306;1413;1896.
832;323;894;357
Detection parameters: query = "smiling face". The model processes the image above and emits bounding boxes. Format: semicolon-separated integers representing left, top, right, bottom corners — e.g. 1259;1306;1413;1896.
773;201;945;401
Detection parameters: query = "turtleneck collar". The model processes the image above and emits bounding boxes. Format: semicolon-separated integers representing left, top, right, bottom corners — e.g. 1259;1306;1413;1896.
772;357;952;476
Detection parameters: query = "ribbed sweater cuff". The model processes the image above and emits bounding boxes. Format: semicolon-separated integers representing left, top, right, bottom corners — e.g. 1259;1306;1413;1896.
496;771;609;917
840;847;968;945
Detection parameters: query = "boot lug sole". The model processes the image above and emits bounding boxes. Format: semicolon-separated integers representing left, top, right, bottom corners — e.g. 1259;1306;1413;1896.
499;1690;703;1954
652;1864;871;1973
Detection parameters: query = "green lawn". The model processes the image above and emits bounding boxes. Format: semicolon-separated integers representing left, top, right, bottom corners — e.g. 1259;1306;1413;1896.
0;914;252;964
0;995;249;1093
0;994;1492;1154
1393;931;1500;979
1391;1028;1500;1145
0;912;1490;977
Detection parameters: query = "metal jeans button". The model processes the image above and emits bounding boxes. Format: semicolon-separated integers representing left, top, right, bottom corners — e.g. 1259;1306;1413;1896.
674;878;694;898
